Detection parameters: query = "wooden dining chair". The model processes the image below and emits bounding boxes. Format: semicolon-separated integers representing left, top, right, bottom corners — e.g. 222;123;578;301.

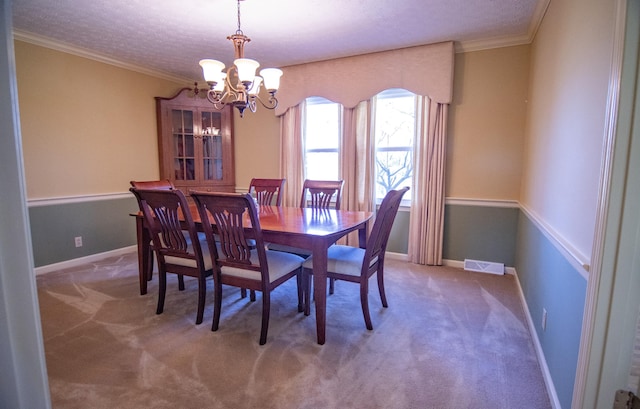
300;179;344;210
130;179;176;285
301;179;344;293
248;178;286;206
192;191;305;345
302;186;409;330
270;179;345;293
130;187;213;325
130;179;175;190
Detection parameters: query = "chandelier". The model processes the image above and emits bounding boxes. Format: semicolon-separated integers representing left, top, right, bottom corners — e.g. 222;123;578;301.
198;0;283;117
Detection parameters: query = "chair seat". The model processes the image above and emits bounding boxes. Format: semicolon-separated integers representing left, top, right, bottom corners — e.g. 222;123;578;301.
165;237;215;270
223;250;304;282
302;245;378;277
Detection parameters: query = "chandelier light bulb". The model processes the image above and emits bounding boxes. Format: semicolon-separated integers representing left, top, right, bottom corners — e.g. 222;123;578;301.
199;59;226;85
234;58;260;84
259;68;283;92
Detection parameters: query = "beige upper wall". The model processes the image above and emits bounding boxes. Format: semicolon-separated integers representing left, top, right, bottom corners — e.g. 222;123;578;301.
15;39;530;205
232;105;280;190
15;41;181;199
447;45;529;200
521;0;616;263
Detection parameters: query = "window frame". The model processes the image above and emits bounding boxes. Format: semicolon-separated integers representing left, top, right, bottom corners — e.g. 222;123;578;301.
373;88;417;206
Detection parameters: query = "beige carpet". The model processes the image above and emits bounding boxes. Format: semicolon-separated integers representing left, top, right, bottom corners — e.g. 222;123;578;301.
36;252;551;409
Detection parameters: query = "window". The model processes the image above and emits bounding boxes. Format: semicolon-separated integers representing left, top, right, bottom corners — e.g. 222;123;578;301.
302;90;416;205
303;97;340;181
373;89;416;203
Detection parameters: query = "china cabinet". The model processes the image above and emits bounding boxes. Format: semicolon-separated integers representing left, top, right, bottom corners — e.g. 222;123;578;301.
155;87;235;194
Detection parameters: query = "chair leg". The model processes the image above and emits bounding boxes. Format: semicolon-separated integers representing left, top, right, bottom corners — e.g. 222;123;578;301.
240;288;247;298
178;274;185;291
296;271;303;312
195;275;206;325
259;291;270;345
303;269;312;316
147;245;154;281
360;280;373;330
377;267;388;308
212;276;223;332
156;270;167;315
329;278;335;295
250;290;257;302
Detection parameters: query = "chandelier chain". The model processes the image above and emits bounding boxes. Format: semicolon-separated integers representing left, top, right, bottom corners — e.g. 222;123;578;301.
236;0;242;35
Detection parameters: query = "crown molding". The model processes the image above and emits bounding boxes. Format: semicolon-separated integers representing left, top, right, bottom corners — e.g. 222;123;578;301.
456;0;551;53
456;34;532;53
12;29;189;84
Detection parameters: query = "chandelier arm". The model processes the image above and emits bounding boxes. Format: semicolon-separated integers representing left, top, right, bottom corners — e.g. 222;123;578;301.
248;97;257;113
252;94;279;110
224;66;244;93
205;90;230;111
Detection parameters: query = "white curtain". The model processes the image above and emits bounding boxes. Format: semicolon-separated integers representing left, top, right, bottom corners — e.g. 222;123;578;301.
279;95;449;265
408;96;448;265
279;101;305;207
341;100;375;245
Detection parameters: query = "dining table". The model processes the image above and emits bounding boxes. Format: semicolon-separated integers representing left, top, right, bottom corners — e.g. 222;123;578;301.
131;203;373;345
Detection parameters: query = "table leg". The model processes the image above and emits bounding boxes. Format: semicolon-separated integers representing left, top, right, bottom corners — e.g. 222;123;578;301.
358;221;368;248
312;240;328;345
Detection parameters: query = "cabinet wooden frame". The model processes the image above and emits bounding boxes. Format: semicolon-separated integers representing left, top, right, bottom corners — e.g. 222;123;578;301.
155;87;235;194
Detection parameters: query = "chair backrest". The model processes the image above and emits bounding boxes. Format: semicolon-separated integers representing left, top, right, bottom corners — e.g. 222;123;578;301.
248;178;285;206
192;192;268;281
299;179;344;210
130;187;203;264
363;187;410;272
130;179;175;190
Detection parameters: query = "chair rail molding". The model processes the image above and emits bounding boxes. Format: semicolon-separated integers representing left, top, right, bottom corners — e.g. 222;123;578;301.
445;197;519;208
27;192;132;207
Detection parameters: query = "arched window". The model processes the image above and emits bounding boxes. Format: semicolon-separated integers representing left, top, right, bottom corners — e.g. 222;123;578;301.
302;90;416;205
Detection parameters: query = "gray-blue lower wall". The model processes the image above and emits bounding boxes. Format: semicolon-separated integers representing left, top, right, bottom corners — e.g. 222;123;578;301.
443;204;519;266
28;197;586;408
515;212;587;409
28;199;519;267
29;196;139;267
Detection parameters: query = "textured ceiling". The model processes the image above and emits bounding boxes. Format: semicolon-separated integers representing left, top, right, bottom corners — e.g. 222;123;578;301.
11;0;547;82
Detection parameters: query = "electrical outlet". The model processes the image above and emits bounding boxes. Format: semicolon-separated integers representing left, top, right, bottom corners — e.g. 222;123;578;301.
542;308;548;331
74;236;83;248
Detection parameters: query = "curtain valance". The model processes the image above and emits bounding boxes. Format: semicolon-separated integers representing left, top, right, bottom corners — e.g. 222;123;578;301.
274;41;454;116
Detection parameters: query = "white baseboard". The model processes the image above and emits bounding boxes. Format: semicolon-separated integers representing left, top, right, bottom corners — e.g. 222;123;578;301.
34;246;137;276
385;251;409;261
512;269;562;409
38;248;406;275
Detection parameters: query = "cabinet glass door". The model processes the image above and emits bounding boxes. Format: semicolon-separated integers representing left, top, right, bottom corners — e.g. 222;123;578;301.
172;109;195;180
201;111;223;180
